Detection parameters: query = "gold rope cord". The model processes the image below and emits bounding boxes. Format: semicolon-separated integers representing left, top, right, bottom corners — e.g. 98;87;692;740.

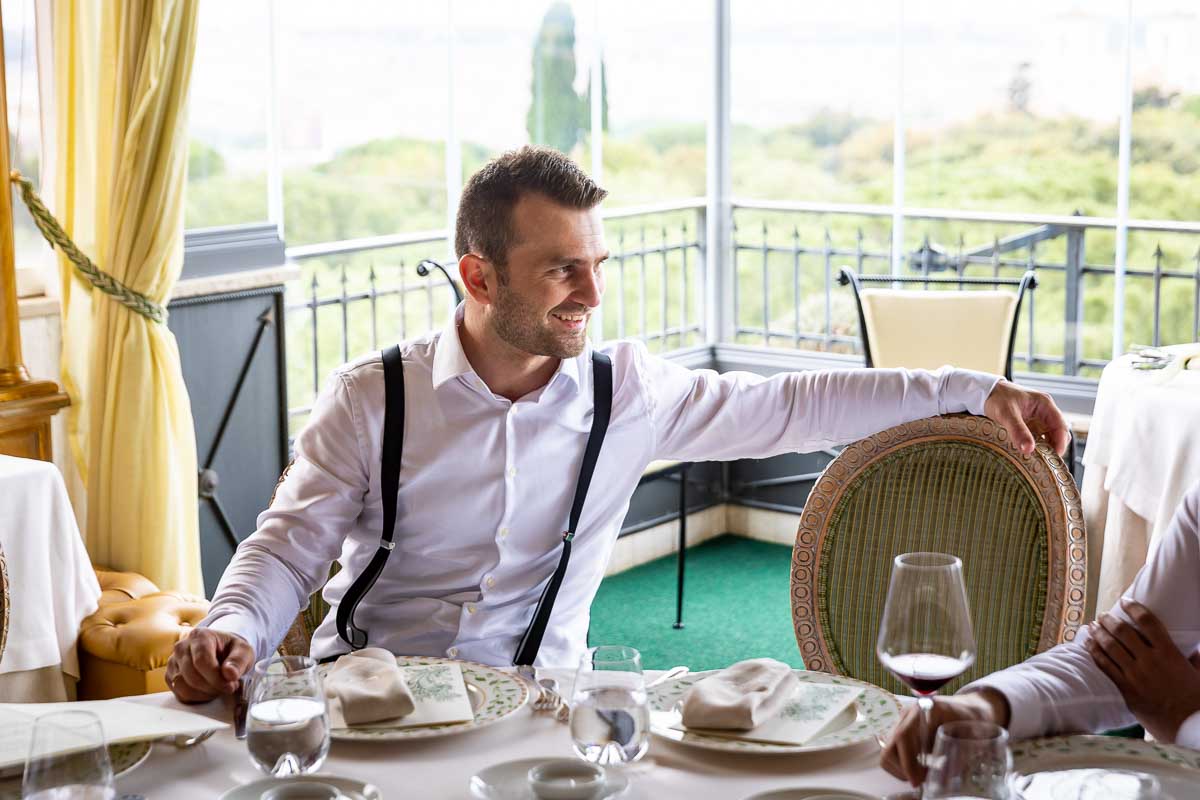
10;170;166;324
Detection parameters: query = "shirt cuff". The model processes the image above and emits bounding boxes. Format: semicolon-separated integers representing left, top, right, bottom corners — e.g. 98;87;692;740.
200;613;263;662
937;367;1001;417
961;672;1042;741
1176;711;1200;749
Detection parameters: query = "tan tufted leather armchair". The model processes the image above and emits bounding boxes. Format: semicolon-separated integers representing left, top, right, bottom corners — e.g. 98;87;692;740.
77;568;210;699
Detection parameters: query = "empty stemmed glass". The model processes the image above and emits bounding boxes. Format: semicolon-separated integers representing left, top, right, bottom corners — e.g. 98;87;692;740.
569;645;650;767
877;552;977;799
246;655;331;777
22;710;115;799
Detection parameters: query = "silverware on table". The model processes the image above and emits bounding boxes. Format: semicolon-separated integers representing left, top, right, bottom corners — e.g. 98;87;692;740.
537;677;570;723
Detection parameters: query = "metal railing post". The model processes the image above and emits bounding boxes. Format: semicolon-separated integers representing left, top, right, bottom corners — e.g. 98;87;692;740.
1064;227;1084;376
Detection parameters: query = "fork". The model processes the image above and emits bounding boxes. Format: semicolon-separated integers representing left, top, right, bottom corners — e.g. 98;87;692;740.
537;678;570;723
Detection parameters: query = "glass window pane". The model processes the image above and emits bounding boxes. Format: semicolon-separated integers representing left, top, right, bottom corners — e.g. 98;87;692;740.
454;0;594;181
278;1;448;246
186;0;270;229
902;1;1124;216
599;1;706;206
3;0;52;276
732;1;896;204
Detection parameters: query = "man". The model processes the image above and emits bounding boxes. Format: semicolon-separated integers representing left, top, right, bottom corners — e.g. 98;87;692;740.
882;479;1200;787
166;146;1068;703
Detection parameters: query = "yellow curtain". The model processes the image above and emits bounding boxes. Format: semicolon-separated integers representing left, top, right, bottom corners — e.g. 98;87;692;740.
52;0;203;594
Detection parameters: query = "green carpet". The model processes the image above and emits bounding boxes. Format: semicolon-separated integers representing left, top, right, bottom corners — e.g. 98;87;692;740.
588;534;805;672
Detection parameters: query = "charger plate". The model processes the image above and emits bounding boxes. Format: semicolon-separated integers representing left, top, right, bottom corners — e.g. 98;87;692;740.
648;670;900;755
320;655;527;742
1010;736;1200;799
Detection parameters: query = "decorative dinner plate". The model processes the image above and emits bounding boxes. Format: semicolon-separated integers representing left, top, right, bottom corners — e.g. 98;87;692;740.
647;670;900;755
1010;735;1200;799
741;790;878;800
322;655;528;741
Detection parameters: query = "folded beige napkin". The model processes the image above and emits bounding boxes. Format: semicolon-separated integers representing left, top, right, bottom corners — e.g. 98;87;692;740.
323;647;415;727
680;658;799;730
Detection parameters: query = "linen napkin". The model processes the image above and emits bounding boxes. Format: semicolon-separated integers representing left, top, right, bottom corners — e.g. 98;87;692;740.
680;658;799;730
323;647;415;728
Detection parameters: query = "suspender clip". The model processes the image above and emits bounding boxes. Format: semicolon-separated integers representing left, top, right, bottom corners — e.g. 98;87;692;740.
379;540;396;551
562;531;575;543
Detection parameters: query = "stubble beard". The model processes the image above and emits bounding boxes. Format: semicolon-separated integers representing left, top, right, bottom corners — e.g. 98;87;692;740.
491;284;589;359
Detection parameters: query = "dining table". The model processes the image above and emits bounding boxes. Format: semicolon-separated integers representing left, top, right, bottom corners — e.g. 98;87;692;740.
0;455;101;702
116;668;912;799
1082;343;1200;618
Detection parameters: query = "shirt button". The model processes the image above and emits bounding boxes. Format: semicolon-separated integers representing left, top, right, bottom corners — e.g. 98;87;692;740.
466;603;477;614
486;577;496;589
507;466;517;478
499;527;510;539
448;647;459;657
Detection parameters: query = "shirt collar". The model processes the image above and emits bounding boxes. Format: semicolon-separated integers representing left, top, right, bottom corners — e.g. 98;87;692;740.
432;304;587;395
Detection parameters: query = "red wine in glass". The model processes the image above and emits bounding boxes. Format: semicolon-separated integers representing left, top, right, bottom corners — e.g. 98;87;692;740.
878;652;973;695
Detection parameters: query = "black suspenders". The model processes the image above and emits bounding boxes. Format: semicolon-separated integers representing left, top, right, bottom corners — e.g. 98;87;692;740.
335;345;614;667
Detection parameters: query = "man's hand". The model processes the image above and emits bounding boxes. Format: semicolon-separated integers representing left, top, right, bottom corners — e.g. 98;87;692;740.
880;689;1011;787
164;628;255;704
1086;599;1200;743
983;381;1070;456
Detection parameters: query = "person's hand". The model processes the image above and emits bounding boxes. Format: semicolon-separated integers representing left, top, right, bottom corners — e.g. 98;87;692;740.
880;689;1010;787
983;380;1070;456
164;628;255;704
1086;599;1200;743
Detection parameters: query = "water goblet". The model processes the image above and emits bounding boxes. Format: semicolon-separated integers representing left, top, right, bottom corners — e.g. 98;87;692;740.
569;645;650;767
246;655;331;777
22;710;115;800
922;720;1011;799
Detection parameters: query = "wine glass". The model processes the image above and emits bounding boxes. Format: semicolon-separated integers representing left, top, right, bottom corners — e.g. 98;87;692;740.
569;645;650;766
922;720;1010;799
22;710;115;799
877;552;977;799
246;655;331;777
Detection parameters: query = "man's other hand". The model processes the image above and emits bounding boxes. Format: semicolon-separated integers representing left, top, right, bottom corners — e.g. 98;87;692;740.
983;381;1070;456
164;628;255;703
1087;599;1200;744
880;689;1011;787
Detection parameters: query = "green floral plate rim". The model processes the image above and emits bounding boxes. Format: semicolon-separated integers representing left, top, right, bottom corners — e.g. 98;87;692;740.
0;739;151;799
1011;735;1200;775
323;655;528;741
647;669;900;754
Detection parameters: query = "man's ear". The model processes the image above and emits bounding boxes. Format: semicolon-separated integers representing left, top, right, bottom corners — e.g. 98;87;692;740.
459;253;496;305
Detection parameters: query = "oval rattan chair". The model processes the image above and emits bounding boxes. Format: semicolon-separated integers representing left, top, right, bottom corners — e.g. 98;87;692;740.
790;414;1085;695
0;543;8;664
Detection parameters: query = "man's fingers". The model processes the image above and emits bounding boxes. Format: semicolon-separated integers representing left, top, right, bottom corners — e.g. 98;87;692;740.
1120;599;1172;649
1086;636;1130;691
1098;613;1151;658
1004;406;1036;454
1088;623;1135;674
1189;650;1200;671
218;635;256;688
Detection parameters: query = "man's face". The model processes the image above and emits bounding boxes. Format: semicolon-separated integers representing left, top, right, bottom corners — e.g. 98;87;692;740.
488;193;608;359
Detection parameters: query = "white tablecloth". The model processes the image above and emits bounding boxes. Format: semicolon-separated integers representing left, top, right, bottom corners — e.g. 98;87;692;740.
1083;344;1200;618
118;671;909;799
0;455;100;700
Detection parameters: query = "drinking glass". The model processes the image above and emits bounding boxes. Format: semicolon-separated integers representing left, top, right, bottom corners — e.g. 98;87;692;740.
246;655;330;777
877;552;977;799
922;721;1011;799
569;645;650;766
22;710;115;799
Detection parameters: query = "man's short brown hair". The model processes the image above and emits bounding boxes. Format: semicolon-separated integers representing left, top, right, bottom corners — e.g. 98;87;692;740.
454;146;608;276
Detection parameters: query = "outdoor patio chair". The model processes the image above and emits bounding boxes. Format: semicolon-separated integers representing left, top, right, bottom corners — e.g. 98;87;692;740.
789;413;1085;695
838;268;1037;380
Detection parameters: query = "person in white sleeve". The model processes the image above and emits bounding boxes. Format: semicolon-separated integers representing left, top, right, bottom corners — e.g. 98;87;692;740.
882;479;1200;787
165;146;1069;704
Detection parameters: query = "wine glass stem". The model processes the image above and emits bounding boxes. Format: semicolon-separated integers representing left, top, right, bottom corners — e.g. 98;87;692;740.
917;693;934;769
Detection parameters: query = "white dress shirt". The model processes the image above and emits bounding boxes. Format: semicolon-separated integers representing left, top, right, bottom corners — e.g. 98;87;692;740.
203;310;998;667
968;480;1200;746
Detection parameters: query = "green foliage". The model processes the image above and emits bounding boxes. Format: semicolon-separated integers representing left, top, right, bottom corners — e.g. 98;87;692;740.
526;2;582;154
188;140;226;180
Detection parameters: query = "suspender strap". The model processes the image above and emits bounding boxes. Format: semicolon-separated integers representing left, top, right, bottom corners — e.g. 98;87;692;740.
336;344;405;649
513;352;613;666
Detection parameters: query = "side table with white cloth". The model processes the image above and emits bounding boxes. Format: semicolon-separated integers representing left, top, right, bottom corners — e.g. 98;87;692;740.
0;454;101;701
1083;343;1200;618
